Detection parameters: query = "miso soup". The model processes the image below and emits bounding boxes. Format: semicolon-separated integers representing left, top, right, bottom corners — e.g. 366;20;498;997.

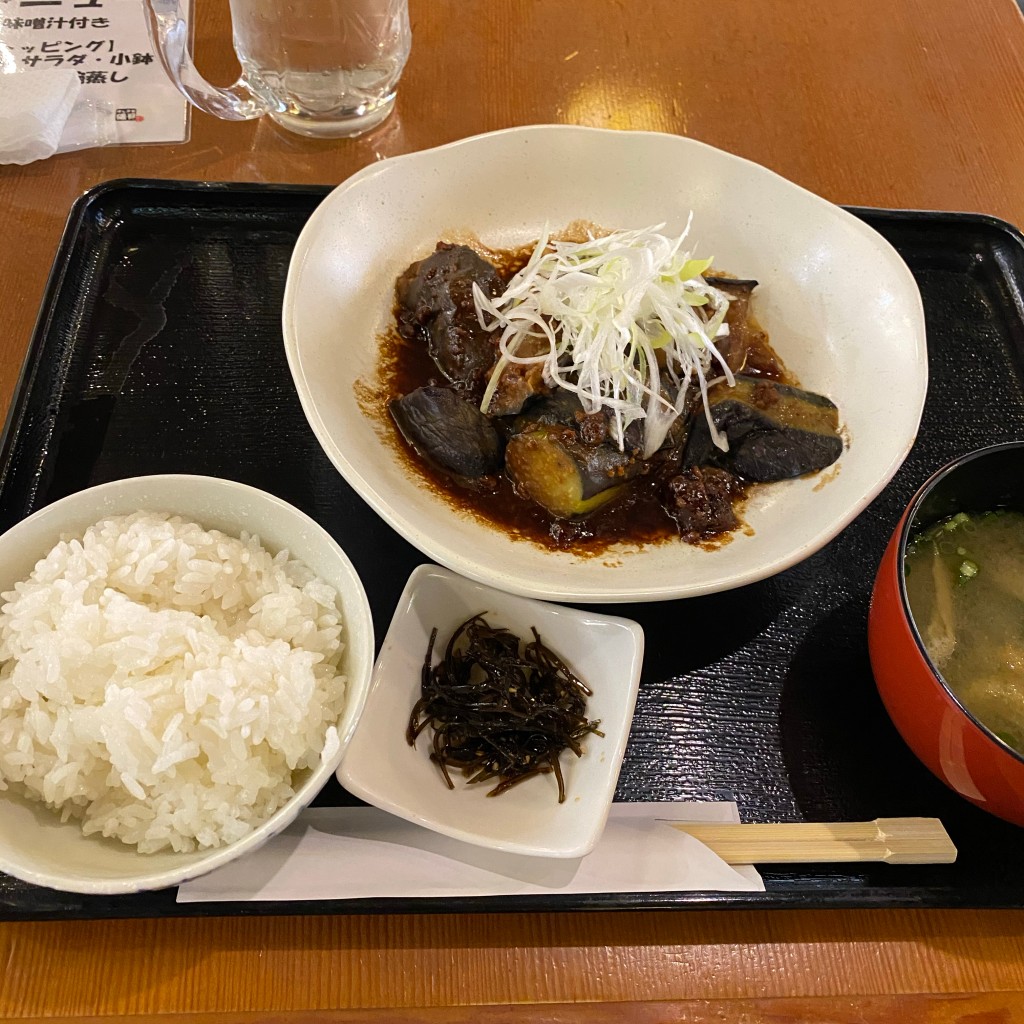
904;509;1024;755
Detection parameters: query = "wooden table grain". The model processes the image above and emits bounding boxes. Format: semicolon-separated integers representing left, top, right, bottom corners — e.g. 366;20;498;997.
2;0;1024;1019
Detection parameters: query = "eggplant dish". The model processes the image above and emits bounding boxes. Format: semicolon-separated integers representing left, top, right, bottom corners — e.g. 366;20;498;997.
384;227;844;553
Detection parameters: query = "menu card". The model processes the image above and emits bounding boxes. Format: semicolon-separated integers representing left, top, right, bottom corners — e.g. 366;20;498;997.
0;0;189;146
177;802;764;903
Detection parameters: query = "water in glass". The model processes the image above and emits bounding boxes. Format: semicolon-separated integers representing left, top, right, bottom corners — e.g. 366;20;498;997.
230;0;411;137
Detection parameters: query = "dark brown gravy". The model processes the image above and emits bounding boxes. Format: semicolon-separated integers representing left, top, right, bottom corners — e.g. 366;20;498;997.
368;241;792;556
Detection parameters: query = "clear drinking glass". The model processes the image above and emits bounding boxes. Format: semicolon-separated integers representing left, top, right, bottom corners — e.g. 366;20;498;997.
144;0;412;138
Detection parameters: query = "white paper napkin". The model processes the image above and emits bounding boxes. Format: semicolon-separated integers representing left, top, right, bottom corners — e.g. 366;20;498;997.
0;69;82;165
177;802;763;903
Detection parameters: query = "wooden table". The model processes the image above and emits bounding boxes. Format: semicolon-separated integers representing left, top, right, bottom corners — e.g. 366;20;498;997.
2;0;1024;1019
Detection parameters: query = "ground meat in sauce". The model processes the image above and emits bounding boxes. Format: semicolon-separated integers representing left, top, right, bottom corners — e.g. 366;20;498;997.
663;467;741;541
752;379;782;410
576;410;609;446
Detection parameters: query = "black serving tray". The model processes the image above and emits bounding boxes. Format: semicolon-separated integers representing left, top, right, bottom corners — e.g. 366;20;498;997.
1;180;1023;921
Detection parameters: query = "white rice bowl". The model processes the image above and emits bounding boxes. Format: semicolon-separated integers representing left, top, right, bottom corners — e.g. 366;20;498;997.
0;475;374;894
0;512;346;854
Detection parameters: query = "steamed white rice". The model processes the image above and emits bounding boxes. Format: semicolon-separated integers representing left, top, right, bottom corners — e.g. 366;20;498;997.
0;511;346;854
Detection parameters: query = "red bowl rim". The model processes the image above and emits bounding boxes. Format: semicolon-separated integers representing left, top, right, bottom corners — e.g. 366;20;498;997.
895;440;1024;766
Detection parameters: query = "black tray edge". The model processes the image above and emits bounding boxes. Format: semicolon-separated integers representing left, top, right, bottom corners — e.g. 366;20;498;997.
845;203;1024;241
3;884;1015;924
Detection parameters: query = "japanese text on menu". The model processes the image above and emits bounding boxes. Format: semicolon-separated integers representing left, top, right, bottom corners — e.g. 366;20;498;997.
0;0;188;142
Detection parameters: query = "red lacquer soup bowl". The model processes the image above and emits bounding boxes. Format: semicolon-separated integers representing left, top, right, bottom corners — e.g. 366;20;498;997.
869;441;1024;827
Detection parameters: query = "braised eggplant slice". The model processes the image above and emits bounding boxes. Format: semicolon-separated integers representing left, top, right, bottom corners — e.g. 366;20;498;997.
390;386;503;479
705;276;784;379
683;375;843;482
395;243;504;394
505;425;643;518
705;275;759;296
483;335;552;417
513;391;658;451
511;391;587;430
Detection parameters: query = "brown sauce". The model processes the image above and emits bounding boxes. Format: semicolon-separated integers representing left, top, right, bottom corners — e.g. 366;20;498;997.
369;241;794;556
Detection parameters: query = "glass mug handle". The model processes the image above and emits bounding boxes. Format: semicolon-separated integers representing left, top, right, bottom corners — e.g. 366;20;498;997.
143;0;268;121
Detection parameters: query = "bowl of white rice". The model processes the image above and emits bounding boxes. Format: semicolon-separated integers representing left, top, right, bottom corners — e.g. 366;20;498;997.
0;474;374;894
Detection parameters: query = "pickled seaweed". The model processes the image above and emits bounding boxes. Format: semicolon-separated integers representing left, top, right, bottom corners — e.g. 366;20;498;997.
406;615;603;801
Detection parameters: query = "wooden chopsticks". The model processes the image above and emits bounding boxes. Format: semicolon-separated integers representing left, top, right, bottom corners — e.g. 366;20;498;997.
667;817;957;865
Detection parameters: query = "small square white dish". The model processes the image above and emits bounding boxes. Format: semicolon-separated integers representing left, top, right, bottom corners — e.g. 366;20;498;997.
338;564;644;858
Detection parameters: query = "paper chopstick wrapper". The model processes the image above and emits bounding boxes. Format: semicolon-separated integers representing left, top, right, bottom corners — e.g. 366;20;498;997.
177;802;764;903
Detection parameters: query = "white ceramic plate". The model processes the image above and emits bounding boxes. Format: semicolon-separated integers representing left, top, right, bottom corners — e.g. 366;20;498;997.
0;475;375;894
284;125;927;603
338;564;643;858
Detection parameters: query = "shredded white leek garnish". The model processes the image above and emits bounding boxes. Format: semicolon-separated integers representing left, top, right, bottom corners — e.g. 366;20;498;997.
472;220;735;458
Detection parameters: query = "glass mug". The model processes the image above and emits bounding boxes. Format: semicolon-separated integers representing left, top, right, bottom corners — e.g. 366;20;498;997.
144;0;412;138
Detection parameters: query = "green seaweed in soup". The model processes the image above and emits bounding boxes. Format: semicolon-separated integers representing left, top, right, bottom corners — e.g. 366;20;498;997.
904;509;1024;755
